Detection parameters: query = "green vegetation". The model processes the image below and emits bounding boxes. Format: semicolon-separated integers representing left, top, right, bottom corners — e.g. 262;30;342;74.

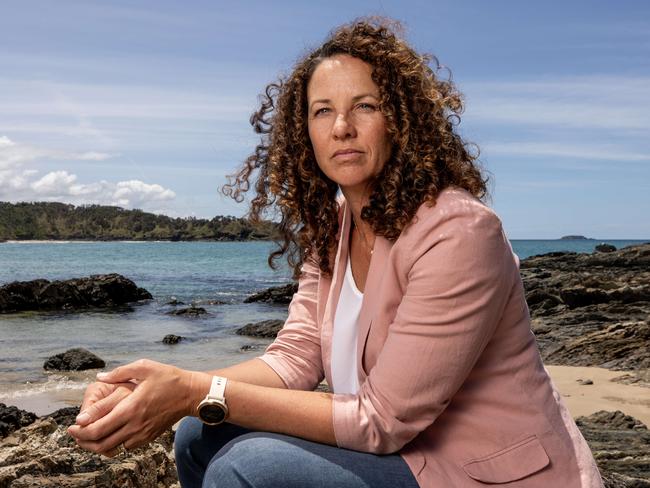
0;202;279;241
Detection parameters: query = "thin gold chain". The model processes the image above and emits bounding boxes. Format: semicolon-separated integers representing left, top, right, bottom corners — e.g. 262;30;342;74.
352;217;374;256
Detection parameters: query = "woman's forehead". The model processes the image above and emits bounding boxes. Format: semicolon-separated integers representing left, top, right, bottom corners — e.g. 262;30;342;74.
307;54;378;99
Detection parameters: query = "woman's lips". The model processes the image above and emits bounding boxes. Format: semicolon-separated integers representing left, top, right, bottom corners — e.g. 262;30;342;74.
333;150;363;160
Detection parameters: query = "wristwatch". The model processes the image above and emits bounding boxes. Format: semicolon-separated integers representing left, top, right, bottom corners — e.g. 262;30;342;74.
197;376;229;425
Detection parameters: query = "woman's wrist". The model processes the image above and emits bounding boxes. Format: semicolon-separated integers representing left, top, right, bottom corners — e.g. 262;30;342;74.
185;370;212;418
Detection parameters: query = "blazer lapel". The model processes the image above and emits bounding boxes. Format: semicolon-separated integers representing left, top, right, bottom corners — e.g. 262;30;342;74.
355;234;392;378
320;198;352;388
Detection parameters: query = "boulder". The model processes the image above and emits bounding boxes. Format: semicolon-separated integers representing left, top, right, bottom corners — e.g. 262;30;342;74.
244;283;297;304
43;348;106;371
0;404;37;438
162;335;183;345
0;274;152;314
165;307;206;317
236;319;284;338
595;243;617;253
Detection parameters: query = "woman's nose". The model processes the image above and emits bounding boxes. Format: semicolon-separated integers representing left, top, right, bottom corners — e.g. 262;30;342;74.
332;113;356;139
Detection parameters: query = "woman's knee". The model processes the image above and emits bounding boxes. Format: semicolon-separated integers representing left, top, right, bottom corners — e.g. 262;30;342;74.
204;433;298;488
174;416;203;465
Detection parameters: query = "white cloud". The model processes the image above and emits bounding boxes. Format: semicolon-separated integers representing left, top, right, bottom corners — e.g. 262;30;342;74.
0;136;175;210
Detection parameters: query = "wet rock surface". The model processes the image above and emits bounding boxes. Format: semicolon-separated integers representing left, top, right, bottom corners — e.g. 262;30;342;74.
0;274;152;314
165;306;207;317
521;243;650;380
162;334;184;345
43;348;106;371
244;283;297;304
236;319;284;338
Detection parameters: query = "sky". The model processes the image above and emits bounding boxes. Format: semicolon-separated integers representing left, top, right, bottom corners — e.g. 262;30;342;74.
1;0;648;239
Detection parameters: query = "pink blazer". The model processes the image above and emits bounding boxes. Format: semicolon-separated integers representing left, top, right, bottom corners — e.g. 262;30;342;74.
259;187;603;487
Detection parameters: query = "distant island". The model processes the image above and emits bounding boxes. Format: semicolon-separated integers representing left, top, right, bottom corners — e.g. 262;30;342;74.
559;235;595;240
0;202;279;241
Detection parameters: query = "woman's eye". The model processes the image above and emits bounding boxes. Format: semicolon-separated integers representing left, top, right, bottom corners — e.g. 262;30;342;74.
314;107;330;116
357;103;376;111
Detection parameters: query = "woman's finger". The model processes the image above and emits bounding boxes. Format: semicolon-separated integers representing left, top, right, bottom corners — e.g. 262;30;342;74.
74;383;134;426
75;423;132;457
96;358;155;384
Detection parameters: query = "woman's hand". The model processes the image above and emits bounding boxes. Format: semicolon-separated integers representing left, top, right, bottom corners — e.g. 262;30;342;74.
68;359;200;456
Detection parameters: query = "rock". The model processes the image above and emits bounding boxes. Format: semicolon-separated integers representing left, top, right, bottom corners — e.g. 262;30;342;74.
576;411;650;486
244;283;297;304
0;404;37;438
43;407;80;428
162;334;183;345
0;417;179;487
43;348;106;371
239;344;266;352
0;274;152;314
165;307;206;317
521;243;650;381
596;243;617;253
577;379;594;385
236;319;284;338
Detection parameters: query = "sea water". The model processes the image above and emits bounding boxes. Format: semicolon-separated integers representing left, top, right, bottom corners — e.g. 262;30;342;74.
0;239;647;414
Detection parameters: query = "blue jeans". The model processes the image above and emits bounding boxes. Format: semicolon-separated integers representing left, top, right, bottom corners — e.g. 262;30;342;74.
174;417;420;487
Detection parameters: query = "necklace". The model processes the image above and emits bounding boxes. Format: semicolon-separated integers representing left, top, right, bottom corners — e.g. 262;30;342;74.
352;217;374;256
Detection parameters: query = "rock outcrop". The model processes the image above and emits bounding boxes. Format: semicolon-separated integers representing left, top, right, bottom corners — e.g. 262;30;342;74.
521;243;650;380
43;348;106;371
0;417;179;488
577;410;650;487
165;306;207;317
236;319;284;338
0;274;152;314
244;283;297;304
0;405;36;439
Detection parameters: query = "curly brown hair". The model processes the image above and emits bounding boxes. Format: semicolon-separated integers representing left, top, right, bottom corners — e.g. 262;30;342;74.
222;18;489;279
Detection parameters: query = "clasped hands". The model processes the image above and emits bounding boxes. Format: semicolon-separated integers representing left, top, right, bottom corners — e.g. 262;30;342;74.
68;359;199;457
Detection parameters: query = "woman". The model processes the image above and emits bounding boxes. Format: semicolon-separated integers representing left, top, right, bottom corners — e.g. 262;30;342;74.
68;19;603;487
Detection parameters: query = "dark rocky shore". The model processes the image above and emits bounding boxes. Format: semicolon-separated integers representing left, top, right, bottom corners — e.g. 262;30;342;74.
521;243;650;384
0;274;152;314
1;404;646;488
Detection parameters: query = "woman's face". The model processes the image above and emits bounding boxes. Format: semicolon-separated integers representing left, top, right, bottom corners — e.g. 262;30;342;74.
307;54;392;198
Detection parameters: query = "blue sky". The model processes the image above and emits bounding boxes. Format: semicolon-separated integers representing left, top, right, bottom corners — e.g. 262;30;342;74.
1;0;648;239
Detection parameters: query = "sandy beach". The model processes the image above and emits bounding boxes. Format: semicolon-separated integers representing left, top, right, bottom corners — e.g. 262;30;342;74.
546;365;650;426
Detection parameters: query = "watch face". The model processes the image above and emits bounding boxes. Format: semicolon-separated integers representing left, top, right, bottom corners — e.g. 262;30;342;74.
199;402;227;425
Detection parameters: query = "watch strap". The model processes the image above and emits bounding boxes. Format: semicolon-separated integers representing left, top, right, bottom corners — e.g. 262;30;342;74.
207;376;227;401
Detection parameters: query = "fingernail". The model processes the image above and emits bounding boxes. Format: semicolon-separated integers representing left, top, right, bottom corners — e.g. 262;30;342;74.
96;372;108;379
76;411;90;424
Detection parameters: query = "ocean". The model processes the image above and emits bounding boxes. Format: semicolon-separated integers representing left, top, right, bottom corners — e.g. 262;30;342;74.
1;238;647;414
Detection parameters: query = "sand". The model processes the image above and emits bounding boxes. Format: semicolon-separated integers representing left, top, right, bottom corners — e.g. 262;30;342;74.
545;365;650;426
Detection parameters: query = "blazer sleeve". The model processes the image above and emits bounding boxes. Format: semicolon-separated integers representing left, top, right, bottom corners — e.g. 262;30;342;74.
332;202;517;454
257;254;325;391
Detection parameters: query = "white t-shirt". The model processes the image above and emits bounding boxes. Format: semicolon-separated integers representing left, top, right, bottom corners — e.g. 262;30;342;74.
330;253;362;394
